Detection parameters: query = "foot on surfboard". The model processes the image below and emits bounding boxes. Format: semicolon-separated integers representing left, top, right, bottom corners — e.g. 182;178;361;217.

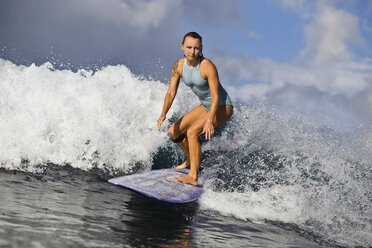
174;161;189;170
175;175;198;187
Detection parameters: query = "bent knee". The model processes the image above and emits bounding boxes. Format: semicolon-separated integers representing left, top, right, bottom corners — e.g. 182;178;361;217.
187;127;201;139
168;126;176;140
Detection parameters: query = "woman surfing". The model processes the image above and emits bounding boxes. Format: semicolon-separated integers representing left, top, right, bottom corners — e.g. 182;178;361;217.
157;32;233;186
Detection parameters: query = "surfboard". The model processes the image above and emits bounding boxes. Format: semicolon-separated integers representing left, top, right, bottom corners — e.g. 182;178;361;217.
108;169;204;203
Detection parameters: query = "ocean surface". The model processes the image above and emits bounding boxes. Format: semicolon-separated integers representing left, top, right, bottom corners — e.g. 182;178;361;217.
0;58;371;248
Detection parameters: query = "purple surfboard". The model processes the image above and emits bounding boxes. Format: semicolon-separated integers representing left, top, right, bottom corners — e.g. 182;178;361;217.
108;169;204;203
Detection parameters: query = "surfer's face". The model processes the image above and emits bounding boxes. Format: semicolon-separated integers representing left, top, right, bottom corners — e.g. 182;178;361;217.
182;37;202;62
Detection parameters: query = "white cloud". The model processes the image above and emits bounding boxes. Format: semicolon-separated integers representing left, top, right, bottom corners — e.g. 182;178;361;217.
219;55;372;98
300;1;363;66
89;0;178;33
219;55;372;125
216;2;372;125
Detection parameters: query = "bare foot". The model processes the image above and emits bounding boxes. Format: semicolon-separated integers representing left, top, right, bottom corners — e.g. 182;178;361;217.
175;175;198;186
174;161;189;170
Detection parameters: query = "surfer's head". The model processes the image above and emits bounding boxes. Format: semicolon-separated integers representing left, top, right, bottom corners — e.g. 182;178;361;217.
182;32;203;61
182;32;202;45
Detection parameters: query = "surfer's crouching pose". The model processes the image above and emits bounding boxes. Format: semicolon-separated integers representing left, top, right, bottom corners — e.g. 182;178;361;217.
157;32;233;186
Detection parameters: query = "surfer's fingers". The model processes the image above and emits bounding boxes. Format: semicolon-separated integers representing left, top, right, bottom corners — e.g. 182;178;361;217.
202;125;206;133
205;128;212;140
203;126;211;140
202;127;207;139
157;121;163;131
209;126;215;140
157;116;165;130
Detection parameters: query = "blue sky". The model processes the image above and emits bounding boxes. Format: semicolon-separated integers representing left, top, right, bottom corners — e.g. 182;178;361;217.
206;1;306;61
194;1;371;62
0;0;371;128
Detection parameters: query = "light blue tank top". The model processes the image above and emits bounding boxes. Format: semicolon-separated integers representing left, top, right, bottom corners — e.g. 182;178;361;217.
182;57;232;111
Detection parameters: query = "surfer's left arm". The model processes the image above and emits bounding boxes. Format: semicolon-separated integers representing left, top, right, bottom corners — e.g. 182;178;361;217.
201;59;220;140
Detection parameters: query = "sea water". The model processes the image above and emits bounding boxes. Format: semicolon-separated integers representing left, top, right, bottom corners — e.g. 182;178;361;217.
0;58;371;247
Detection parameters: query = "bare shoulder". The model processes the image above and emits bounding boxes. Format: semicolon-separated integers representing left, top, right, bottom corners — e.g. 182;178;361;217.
200;57;214;66
200;58;218;75
171;58;184;77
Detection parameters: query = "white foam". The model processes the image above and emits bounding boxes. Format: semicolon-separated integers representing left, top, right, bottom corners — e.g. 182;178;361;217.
0;59;190;172
198;103;372;247
200;186;306;223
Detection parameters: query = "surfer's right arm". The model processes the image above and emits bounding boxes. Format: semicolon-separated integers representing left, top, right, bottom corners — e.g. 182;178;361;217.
157;59;182;131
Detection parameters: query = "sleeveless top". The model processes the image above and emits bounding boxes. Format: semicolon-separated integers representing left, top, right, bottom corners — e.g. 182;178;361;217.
181;57;232;111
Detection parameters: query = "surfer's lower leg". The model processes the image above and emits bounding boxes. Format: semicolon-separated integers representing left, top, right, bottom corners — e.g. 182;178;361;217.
174;137;190;169
169;128;191;170
175;128;200;186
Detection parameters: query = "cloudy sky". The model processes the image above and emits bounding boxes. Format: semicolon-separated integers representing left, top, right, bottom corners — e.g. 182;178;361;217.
1;0;372;128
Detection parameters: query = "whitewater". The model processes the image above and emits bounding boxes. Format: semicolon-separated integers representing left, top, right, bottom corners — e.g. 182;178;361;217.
0;58;371;247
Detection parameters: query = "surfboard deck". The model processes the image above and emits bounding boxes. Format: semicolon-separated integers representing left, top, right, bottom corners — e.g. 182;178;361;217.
108;168;204;203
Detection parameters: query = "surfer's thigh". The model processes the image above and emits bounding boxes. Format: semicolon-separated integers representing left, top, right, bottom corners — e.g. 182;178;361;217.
168;105;208;139
186;105;233;138
214;105;233;128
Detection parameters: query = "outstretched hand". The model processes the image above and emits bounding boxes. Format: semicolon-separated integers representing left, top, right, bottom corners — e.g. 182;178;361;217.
157;115;166;131
202;119;214;140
